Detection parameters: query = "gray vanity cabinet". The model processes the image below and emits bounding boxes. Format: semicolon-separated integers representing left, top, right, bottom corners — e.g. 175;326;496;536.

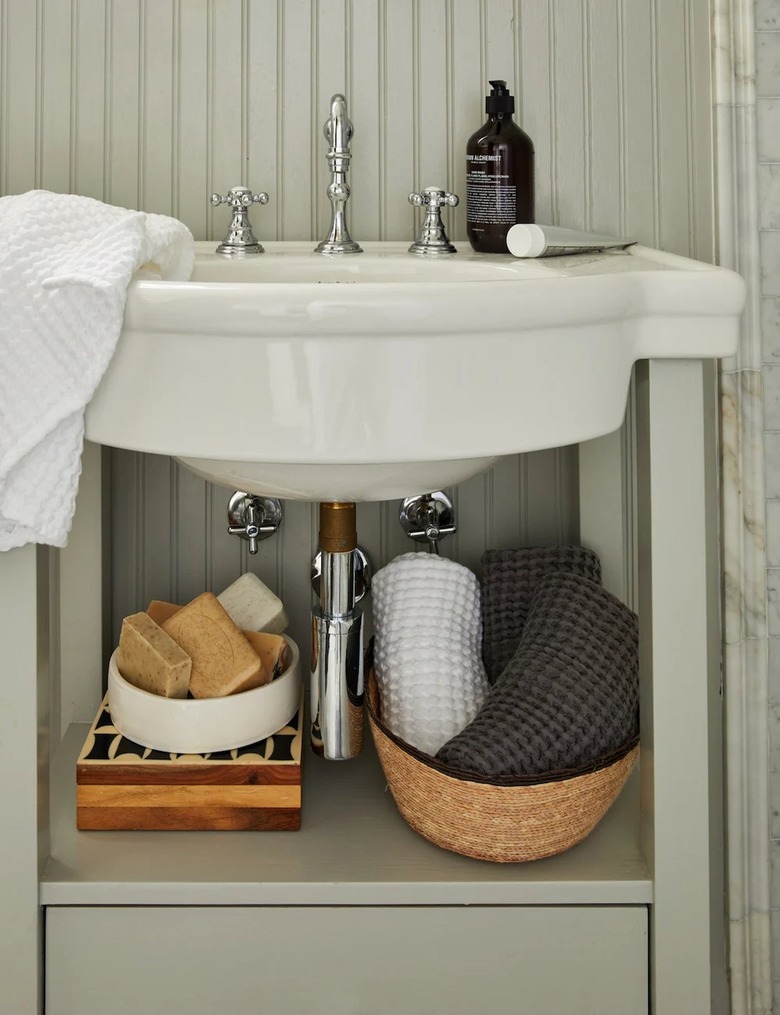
2;359;721;1013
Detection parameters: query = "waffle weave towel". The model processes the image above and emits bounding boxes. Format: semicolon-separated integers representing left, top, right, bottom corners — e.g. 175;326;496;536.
437;571;639;777
372;552;489;756
0;190;194;551
481;545;602;682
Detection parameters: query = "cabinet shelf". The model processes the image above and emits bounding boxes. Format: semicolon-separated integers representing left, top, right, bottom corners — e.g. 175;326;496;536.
43;724;651;908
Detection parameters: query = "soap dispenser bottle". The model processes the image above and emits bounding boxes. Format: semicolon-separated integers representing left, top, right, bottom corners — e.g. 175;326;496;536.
466;80;534;254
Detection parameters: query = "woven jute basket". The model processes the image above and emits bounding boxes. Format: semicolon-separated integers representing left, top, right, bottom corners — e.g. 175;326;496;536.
366;670;639;863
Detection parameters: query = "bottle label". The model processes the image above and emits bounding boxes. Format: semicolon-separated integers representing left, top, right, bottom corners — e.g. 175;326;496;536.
466;166;516;225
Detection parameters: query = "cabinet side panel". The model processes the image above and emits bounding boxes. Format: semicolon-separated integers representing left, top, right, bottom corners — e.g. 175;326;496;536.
0;545;49;1014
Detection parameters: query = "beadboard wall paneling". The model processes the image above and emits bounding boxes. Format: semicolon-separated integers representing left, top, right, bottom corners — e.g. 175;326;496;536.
0;0;714;654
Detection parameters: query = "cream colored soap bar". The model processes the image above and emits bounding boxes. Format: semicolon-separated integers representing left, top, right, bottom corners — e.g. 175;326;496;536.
217;572;289;634
146;599;182;627
117;612;192;699
242;630;289;680
162;592;265;698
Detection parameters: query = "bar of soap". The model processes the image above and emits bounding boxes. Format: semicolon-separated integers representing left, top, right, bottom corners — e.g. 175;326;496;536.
162;592;266;698
217;572;289;634
147;600;285;682
117;612;192;699
146;599;182;627
242;631;289;680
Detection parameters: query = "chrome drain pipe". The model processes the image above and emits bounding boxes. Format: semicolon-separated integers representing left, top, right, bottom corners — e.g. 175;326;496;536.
310;503;370;760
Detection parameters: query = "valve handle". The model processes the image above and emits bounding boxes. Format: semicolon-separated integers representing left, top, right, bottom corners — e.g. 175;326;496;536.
211;185;269;209
408;186;459;210
399;492;456;548
227;493;283;554
407;188;459;256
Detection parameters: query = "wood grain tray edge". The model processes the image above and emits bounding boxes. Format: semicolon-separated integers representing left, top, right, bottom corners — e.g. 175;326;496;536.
76;691;303;832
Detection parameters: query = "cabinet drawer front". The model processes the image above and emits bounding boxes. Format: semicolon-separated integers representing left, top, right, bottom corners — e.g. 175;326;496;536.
46;905;647;1015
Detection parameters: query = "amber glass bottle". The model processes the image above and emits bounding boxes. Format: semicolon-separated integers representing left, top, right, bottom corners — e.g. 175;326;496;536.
466;80;535;254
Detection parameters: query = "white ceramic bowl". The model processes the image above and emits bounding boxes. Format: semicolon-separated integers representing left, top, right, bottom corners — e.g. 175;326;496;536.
107;635;302;754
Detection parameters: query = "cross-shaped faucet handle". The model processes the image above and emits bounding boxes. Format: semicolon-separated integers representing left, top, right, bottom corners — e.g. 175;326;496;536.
408;186;459;255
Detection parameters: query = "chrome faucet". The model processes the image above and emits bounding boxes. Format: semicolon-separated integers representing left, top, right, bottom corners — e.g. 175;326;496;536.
315;94;362;255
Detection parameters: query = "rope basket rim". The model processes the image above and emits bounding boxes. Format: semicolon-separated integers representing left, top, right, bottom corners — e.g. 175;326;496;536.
366;675;639;862
365;666;639;788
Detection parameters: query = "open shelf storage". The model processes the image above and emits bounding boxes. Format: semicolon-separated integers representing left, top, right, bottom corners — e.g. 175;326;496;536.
43;723;650;908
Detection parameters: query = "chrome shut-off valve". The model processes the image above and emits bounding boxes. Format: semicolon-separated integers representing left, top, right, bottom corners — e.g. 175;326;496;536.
211;186;269;256
399;491;456;554
227;492;282;554
408;187;459;255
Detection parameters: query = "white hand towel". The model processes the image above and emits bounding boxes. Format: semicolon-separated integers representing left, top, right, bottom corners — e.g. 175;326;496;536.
372;552;489;756
0;190;194;550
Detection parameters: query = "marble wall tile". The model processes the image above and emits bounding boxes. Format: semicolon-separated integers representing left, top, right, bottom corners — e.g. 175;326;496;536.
770;641;780;707
757;32;780;95
760;166;780;228
767;638;780;723
763;365;780;428
729;3;776;1009
727;632;770;968
713;0;757;106
761;233;780;296
767;501;780;567
768;435;780;499
770;760;780;838
770;839;780;907
769;569;780;633
763;298;780;360
718;101;763;371
757;0;780;32
723;370;768;641
759;98;780;162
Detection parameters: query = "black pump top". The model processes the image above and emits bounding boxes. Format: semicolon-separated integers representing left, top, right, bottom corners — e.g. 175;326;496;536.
486;79;515;115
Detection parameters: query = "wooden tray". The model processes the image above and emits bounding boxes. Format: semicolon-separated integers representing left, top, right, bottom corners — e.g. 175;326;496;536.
76;692;303;831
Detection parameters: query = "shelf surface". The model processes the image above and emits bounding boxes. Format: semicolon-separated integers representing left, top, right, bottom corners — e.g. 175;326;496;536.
42;723;652;907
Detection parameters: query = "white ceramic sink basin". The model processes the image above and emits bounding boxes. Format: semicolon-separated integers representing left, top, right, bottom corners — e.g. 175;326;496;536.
85;240;744;501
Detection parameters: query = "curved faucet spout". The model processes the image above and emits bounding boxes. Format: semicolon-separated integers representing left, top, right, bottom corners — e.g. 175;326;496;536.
315;93;362;255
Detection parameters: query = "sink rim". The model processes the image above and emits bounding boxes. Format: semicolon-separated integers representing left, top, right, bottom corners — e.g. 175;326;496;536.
168;239;560;286
85;240;745;501
140;239;728;291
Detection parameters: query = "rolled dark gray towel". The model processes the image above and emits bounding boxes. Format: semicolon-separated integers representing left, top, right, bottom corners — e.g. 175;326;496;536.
481;545;601;682
437;571;639;778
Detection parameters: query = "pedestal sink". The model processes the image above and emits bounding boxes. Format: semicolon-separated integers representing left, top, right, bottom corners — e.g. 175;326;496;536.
84;240;744;500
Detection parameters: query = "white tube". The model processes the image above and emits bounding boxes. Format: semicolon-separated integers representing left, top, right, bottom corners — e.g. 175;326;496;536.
506;223;635;258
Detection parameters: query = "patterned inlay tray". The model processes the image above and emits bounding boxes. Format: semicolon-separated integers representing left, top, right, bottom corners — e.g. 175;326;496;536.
76;693;303;831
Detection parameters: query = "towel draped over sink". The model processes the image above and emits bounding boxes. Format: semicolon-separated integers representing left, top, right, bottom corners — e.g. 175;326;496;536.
0;190;194;550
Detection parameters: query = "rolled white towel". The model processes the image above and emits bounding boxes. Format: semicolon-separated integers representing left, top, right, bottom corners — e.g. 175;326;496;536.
372;552;489;756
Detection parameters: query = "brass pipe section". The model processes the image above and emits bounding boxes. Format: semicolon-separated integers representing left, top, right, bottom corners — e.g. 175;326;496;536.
319;502;357;554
